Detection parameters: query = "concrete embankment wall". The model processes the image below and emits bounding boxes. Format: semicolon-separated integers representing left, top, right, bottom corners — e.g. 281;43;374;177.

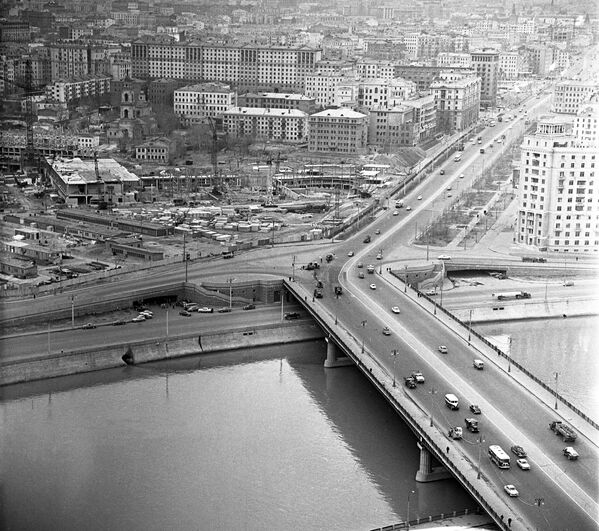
1;322;325;386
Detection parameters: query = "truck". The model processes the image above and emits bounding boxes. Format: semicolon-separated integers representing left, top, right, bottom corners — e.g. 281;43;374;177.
550;421;577;442
492;291;532;301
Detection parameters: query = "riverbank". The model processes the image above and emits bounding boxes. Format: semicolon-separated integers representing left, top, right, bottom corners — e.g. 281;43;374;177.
0;321;325;386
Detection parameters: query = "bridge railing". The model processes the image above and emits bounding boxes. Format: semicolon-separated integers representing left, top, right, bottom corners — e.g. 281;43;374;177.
370;507;482;531
390;271;599;431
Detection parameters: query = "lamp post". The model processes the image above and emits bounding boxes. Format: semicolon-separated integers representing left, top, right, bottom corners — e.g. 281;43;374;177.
71;295;75;329
361;320;367;353
477;434;485;479
392;349;397;387
508;336;512;373
292;255;296;281
404;265;408;293
554;372;559;409
227;277;236;309
166;308;169;338
429;386;437;426
406;490;415;530
468;309;473;344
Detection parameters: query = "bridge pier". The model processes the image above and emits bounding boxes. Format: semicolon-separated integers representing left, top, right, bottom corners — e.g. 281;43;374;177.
415;442;451;482
324;337;353;368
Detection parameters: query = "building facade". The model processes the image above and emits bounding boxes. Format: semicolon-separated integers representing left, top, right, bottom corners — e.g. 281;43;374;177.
552;81;599;115
470;49;499;109
173;83;236;125
308;108;368;154
430;74;481;133
222;107;308;142
238;92;317;114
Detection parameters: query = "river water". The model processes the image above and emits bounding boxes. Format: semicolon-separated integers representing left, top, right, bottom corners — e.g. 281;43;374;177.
1;341;476;531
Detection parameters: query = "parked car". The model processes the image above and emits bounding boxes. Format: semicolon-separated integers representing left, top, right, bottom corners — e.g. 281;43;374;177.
197;307;214;313
243;304;255;310
469;404;481;414
179;310;191;317
516;458;531;470
437;255;451;260
140;311;153;319
358;272;365;279
411;371;425;383
357;263;364;268
112;319;127;326
82;323;97;329
406;206;412;211
217;307;232;313
417;195;423;200
363;235;371;243
393;210;400;216
426;289;437;296
504;485;519;497
391;306;401;314
375;229;381;235
284;312;300;320
404;376;417;389
438;345;448;354
440;169;445;175
347;251;355;257
563;447;579;460
369;284;377;290
132;315;146;322
511;445;527;458
448;427;463;439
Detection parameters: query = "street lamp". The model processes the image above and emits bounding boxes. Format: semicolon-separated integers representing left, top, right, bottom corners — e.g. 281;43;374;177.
468;309;473;344
508;336;512;373
554;372;559;410
429;387;437;426
392;349;397;387
404;265;408;293
477;434;485;479
227;277;236;309
361;320;367;353
406;490;415;530
71;295;75;328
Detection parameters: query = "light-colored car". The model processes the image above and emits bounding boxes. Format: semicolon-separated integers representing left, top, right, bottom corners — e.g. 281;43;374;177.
347;251;354;257
426;289;437;296
197;307;214;313
563;447;579;460
406;205;412;211
448;427;463;440
438;255;451;260
411;371;425;383
504;485;519;497
391;306;401;314
132;315;146;322
369;284;377;290
447;192;453;197
393;210;400;216
516;458;531;470
358;272;365;279
140;311;153;319
438;345;448;354
417;195;423;200
459;173;465;178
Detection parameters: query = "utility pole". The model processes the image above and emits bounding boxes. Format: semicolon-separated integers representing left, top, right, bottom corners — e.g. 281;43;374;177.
554;372;559;409
392;349;397;387
71;295;75;329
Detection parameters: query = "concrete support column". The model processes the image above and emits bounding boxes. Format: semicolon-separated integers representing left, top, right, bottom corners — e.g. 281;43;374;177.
415;442;451;482
324;336;353;368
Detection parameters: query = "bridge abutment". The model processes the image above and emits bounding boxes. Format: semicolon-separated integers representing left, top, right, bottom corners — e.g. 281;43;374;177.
415;442;451;482
324;337;353;368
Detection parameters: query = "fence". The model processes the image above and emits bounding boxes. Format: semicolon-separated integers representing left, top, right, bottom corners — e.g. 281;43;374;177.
370;508;482;531
389;271;599;431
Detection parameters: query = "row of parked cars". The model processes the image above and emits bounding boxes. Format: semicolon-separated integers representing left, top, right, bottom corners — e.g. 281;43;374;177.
179;302;256;316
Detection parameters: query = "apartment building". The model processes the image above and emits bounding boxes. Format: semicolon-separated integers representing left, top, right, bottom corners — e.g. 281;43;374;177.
470;48;499;109
394;65;474;92
436;53;472;68
135;138;173;163
356;60;396;80
308;108;368;154
222;107;308;142
131;38;322;92
368;105;419;149
516;101;599;253
0;21;31;42
553;81;599;114
499;52;521;80
305;72;354;107
238;93;317;114
357;78;417;110
402;94;437;143
173;83;236;125
45;75;111;104
49;43;90;80
430;74;481;133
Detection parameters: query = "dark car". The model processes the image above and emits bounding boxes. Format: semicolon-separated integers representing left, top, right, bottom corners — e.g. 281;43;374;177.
179;310;191;317
511;445;527;458
469;404;481;414
217;307;232;313
363;235;371;243
82;323;97;329
112;319;127;326
243;304;256;310
404;376;417;389
284;312;300;320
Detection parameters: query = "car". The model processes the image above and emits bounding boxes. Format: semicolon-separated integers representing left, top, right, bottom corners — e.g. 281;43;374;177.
391;306;401;314
516;458;531;470
563;280;574;287
406;206;412;211
511;445;527;458
447;186;452;191
465;418;479;433
448;427;463;440
358;272;365;279
447;192;452;197
217;307;232;313
469;404;481;414
417;195;423;200
132;315;146;322
348;251;355;257
426;289;437;296
376;253;382;260
197;307;215;313
82;323;97;329
382;326;391;336
369;284;377;290
563;446;579;460
140;311;153;319
459;173;465;178
437;255;451;260
440;169;445;175
112;319;127;326
363;236;371;243
438;345;448;354
357;263;364;268
179;310;191;317
185;304;199;312
375;229;381;235
242;304;256;311
404;376;417;389
284;312;300;320
504;485;519;497
411;371;425;383
393;210;399;216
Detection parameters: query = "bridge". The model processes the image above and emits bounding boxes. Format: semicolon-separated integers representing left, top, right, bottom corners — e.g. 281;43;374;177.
282;259;598;530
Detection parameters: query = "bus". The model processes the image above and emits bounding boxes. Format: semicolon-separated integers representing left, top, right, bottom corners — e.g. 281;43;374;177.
488;445;511;469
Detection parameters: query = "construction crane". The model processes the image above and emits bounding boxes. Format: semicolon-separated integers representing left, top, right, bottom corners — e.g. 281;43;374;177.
207;116;219;193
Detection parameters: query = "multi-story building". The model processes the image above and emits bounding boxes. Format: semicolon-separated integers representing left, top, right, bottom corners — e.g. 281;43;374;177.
147;78;186;106
305;72;355;107
48;43;90;80
131;38;322;92
394;65;474;92
238;92;317;114
436;53;472;68
553;81;599;114
470;48;499;109
308;108;368;154
526;44;554;77
45;75;111;104
135;138;173;163
430;74;481;133
356;60;396;80
173;83;236;125
222;107;308;142
368;105;419;149
516;99;599;253
402;94;437;143
0;21;31;42
499;52;521;80
356;78;417;110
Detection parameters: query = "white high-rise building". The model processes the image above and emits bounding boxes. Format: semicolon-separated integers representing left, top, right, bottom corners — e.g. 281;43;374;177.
516;95;599;253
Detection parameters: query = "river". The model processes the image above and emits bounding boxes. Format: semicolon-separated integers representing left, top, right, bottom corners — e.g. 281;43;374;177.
1;340;476;531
